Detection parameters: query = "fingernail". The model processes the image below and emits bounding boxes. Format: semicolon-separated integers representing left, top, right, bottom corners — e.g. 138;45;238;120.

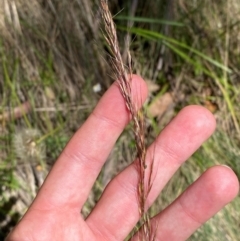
220;164;232;169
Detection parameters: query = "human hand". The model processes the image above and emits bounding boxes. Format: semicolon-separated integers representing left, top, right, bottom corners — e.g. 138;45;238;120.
6;75;239;241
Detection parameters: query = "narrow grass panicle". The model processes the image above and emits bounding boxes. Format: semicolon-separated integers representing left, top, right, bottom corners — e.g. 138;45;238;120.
99;1;155;240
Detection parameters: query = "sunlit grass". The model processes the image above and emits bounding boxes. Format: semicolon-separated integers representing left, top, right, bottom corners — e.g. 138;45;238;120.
0;0;239;240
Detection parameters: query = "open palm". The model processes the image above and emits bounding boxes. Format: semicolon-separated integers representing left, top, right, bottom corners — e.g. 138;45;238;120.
6;75;239;241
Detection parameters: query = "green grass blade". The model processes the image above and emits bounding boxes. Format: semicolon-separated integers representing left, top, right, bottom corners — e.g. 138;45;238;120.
115;16;185;27
119;26;232;73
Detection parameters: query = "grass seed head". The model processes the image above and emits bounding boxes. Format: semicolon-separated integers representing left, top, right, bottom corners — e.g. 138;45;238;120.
13;128;46;163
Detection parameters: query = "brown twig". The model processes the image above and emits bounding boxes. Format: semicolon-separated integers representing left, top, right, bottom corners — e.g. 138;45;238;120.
99;1;154;240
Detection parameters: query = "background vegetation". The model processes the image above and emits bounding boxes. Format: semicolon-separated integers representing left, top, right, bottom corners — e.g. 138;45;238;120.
0;0;239;240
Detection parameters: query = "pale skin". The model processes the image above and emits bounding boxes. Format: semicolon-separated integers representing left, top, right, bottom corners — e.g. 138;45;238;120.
6;75;239;241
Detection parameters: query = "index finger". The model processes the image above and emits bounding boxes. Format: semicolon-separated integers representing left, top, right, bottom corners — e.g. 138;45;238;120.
31;75;148;210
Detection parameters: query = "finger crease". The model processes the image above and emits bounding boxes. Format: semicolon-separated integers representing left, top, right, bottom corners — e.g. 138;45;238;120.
62;148;101;171
178;197;203;225
91;109;125;130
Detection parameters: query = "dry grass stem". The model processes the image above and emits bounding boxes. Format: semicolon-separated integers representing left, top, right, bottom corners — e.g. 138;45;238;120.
99;1;154;240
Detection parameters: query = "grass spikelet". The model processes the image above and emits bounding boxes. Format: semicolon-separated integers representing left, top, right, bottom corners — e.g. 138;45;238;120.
99;1;154;240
